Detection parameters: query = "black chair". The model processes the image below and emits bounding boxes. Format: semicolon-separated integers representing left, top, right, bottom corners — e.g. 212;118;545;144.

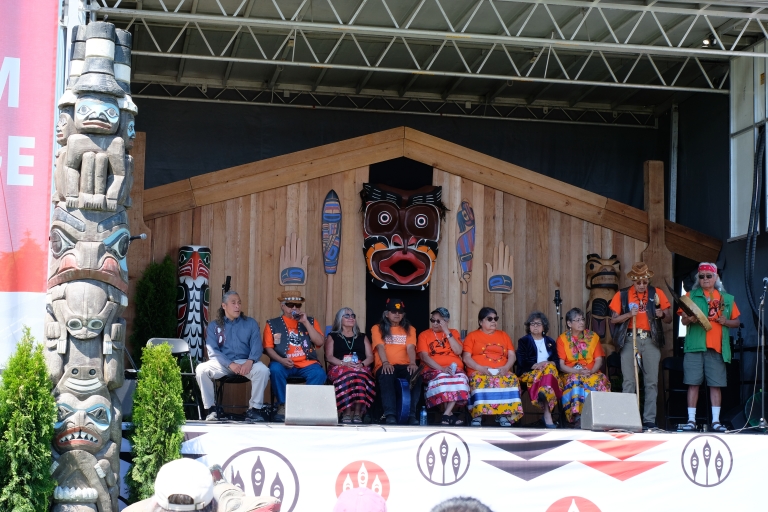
146;338;202;420
661;356;709;430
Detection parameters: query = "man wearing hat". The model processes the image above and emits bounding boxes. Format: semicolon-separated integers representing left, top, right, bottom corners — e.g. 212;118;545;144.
678;262;740;432
264;290;327;422
609;262;672;428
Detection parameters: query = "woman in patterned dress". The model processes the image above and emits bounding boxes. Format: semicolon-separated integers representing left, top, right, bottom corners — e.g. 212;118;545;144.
556;307;611;427
516;311;561;429
324;307;375;423
417;307;470;425
462;307;524;427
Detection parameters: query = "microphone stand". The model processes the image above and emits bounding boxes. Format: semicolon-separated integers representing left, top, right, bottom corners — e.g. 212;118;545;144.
759;279;767;431
554;289;563;335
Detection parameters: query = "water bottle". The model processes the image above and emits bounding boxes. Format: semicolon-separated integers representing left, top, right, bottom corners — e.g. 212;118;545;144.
351;352;358;364
420;406;428;426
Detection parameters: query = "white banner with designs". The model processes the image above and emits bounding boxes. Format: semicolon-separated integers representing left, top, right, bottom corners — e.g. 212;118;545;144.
120;425;759;511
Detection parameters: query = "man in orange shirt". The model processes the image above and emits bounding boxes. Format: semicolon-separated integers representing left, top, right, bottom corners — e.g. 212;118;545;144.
371;298;421;425
609;262;672;428
678;263;740;432
264;290;326;422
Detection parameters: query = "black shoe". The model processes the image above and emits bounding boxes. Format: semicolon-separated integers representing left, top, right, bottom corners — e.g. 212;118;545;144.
537;390;548;404
245;408;266;423
408;414;419;426
273;404;286;423
385;415;397;425
642;421;657;429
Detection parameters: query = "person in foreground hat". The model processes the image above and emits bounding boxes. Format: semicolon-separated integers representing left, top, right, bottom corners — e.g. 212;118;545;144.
678;263;740;432
123;458;281;512
371;298;421;425
264;290;327;422
196;290;270;422
609;262;672;429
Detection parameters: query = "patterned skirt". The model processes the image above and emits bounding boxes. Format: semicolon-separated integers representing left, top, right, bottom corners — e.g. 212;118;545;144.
468;373;524;421
559;371;611;423
327;365;376;412
422;368;470;409
520;362;562;413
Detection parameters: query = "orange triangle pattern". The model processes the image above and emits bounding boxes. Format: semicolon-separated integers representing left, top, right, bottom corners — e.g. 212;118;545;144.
579;440;666;460
580;461;666;481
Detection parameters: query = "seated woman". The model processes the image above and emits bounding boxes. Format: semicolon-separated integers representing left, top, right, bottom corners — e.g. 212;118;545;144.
516;311;561;429
371;298;421;425
417;307;470;426
462;307;524;427
556;307;611;427
324;307;375;424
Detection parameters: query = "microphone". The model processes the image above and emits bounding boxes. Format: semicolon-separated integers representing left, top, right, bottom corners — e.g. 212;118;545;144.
553;289;562;306
129;233;146;243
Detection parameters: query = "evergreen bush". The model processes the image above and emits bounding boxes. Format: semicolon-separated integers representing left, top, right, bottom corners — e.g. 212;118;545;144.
126;342;185;502
129;255;177;366
0;327;56;512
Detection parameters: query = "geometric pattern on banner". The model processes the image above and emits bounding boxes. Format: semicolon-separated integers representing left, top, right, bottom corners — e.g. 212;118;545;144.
579;440;667;460
546;496;603;512
579;461;666;481
183;431;207;442
483;440;572;460
510;432;550;441
335;460;390;500
483;460;573;481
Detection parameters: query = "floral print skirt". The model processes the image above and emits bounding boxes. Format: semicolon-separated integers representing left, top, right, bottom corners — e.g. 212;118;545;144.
520;362;562;413
468;372;524;422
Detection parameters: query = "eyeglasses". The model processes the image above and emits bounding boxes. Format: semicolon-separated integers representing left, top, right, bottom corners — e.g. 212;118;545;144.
635;279;649;285
698;274;714;280
571;318;586;323
342;313;356;319
529;322;543;327
284;302;302;309
430;318;442;323
485;316;499;322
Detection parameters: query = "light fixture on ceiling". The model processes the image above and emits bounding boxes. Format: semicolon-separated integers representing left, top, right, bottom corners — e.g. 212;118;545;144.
702;34;716;48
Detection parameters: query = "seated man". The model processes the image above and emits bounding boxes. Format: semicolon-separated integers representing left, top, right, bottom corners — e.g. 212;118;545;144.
264;290;327;422
195;291;270;422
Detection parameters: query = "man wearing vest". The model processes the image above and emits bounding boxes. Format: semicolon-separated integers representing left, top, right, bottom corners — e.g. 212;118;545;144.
678;262;740;432
264;290;327;422
609;262;672;429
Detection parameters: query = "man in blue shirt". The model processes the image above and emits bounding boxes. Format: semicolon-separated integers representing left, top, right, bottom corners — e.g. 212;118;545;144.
195;291;270;421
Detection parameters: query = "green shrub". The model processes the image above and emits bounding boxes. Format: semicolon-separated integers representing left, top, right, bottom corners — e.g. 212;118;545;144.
0;327;56;512
129;255;177;366
126;342;185;502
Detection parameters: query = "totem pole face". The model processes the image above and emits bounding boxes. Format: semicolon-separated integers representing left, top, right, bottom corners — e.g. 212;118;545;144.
56;107;76;146
51;280;126;340
119;110;135;150
585;254;621;290
361;184;443;289
74;94;120;135
177;245;211;361
54;392;112;454
48;207;130;293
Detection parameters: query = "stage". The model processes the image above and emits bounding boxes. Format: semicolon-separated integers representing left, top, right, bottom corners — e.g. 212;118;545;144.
119;422;764;511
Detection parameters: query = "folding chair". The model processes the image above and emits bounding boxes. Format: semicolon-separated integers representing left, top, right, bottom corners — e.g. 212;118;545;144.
146;338;202;420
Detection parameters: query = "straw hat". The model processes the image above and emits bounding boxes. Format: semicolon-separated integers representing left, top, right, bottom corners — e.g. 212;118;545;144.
626;262;654;281
277;290;305;303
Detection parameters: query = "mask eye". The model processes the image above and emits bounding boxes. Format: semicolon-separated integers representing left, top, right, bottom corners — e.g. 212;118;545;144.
57;404;74;422
67;319;83;330
105;107;118;119
378;211;392;225
107;232;130;260
51;229;75;258
88;406;107;422
87;319;104;330
76;104;91;116
414;214;428;228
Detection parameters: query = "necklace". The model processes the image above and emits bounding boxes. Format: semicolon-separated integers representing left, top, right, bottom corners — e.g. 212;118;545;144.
340;332;355;351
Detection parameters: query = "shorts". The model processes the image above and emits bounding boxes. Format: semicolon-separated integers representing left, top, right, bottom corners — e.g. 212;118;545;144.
683;349;727;387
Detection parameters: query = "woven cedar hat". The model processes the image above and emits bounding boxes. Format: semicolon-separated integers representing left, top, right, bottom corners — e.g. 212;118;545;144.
277;290;305;303
626;262;654;281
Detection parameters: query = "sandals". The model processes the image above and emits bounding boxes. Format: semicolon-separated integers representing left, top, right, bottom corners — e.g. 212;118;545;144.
341;411;353;424
453;415;465;426
496;416;512;427
711;422;727;432
681;420;697;431
470;417;482;427
352;414;363;424
544;422;558;429
441;414;452;425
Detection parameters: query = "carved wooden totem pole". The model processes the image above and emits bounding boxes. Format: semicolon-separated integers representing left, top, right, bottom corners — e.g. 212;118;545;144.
45;21;136;512
177;245;211;361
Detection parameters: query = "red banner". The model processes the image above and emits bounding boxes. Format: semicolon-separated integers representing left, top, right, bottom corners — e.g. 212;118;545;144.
0;1;58;292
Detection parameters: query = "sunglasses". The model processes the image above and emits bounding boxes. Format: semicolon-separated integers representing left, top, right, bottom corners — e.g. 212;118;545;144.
698;274;714;280
342;313;356;319
429;318;442;323
485;316;499;322
284;302;302;309
635;279;649;285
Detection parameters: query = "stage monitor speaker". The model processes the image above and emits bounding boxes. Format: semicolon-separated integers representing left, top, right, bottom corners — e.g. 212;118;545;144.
722;405;748;431
581;391;642;432
285;384;338;426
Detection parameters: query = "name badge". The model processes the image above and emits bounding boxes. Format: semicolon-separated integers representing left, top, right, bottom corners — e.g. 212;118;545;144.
342;354;352;363
274;333;282;345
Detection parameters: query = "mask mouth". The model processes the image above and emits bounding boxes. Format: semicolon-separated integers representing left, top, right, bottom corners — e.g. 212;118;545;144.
374;249;429;285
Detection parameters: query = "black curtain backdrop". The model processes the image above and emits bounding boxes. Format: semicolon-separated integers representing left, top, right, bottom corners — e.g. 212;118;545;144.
365;158;434;338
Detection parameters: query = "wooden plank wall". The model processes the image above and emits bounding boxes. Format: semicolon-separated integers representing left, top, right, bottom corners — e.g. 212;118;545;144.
142;168;369;409
430;169;647;346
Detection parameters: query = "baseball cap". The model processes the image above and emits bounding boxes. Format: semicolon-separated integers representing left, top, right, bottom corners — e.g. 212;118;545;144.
333;488;387;512
154;458;214;511
385;298;405;312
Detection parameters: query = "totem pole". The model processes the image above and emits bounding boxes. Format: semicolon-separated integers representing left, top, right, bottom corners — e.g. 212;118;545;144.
45;21;136;512
177;245;211;361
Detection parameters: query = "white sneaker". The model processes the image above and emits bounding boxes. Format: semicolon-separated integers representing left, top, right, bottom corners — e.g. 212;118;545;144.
205;409;219;421
470;417;482;427
496;416;512;427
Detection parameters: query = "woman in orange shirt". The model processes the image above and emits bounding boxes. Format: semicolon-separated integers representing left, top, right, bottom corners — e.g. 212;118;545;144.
371;298;421;425
462;307;524;427
556;307;611;427
417;307;470;425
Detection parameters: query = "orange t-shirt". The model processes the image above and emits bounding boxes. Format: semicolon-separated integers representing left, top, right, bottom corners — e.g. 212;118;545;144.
609;287;671;331
371;324;417;373
416;328;463;370
678;290;740;354
263;316;323;368
462;329;514;376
